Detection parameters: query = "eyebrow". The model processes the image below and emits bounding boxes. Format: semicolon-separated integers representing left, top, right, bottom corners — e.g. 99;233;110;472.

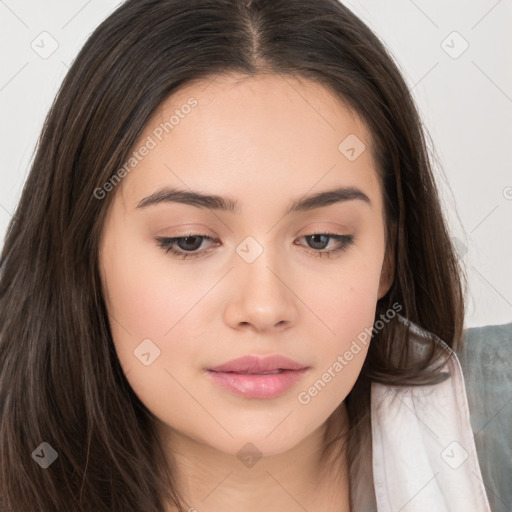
136;185;371;215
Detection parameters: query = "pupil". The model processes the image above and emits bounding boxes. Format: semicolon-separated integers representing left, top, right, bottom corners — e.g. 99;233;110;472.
310;234;328;249
179;236;202;251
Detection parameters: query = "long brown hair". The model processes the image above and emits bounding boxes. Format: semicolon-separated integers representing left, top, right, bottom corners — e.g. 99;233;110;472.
0;1;465;510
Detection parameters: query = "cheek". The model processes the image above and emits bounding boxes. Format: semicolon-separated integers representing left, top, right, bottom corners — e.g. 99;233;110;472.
299;252;383;401
307;248;383;339
99;222;211;383
99;232;209;431
101;226;205;338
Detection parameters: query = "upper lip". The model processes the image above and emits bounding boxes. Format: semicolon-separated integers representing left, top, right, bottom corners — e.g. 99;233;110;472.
207;355;308;374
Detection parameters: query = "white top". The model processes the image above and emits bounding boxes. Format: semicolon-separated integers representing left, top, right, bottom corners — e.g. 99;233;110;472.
368;320;492;511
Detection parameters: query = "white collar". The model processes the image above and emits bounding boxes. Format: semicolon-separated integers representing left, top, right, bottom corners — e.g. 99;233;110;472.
371;321;491;511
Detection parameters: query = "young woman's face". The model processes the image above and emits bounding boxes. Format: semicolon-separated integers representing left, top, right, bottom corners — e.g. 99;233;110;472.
99;73;393;457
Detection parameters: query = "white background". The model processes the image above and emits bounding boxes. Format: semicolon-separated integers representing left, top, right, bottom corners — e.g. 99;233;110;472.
0;0;511;327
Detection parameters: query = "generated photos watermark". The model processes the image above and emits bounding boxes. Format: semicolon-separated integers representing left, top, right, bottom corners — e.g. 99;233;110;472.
93;97;198;200
297;301;403;405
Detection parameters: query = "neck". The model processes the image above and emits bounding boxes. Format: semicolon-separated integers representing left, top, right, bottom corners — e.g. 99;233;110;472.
159;403;351;512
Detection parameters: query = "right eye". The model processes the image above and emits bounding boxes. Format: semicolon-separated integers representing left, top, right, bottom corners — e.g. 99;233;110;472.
155;234;218;260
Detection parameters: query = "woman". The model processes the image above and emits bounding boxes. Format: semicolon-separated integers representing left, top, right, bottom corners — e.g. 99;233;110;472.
0;0;505;510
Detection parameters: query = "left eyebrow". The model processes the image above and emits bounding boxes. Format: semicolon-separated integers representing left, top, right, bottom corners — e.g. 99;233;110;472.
135;185;371;214
286;186;371;213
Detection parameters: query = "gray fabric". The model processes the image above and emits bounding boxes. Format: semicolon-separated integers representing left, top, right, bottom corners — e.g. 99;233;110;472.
457;323;512;512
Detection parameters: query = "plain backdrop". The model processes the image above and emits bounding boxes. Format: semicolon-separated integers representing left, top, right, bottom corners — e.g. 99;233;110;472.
0;0;511;328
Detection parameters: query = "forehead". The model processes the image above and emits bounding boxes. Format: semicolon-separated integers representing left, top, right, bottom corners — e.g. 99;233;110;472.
118;72;381;212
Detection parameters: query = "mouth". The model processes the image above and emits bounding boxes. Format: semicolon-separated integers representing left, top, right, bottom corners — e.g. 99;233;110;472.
207;354;308;374
218;369;286;375
205;354;310;398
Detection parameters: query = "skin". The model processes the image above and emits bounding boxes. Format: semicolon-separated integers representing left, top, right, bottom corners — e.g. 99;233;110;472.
98;72;394;512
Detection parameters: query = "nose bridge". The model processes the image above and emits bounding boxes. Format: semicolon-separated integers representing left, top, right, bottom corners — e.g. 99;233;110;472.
227;233;296;329
235;234;283;294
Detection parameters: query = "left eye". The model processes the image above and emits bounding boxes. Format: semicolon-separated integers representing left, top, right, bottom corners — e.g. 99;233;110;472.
297;233;355;257
155;232;354;260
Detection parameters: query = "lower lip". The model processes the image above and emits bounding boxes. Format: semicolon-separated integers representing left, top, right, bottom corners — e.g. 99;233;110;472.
206;368;309;398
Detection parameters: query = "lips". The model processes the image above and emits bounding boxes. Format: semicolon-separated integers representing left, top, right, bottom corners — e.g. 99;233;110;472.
206;355;310;398
207;354;307;374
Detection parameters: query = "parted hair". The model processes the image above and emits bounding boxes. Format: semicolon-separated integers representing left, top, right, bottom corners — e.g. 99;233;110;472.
0;1;465;510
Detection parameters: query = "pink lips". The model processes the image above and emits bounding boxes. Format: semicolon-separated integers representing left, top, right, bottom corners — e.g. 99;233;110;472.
206;355;309;398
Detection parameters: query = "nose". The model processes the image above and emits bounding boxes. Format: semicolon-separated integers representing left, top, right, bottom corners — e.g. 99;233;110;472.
223;243;299;334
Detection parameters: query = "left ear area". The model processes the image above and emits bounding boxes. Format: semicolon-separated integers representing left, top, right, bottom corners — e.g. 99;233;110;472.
378;239;395;300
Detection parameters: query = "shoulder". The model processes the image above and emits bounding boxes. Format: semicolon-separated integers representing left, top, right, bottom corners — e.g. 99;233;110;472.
457;322;512;511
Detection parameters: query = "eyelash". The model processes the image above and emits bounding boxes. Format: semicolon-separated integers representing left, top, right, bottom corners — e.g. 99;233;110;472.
155;232;355;260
